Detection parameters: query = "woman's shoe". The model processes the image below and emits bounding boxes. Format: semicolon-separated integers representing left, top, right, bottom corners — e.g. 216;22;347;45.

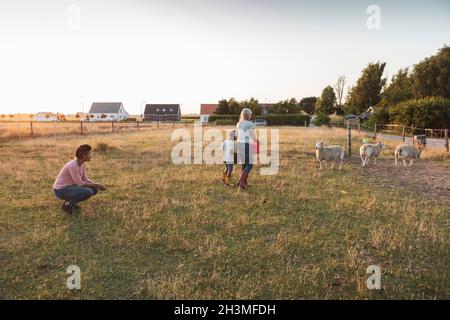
61;201;74;214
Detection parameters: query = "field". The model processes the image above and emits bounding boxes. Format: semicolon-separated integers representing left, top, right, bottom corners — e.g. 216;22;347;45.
0;126;449;299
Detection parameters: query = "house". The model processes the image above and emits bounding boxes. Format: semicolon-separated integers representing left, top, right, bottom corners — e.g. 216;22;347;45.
258;103;274;115
144;104;181;121
88;102;129;121
33;112;57;122
200;104;218;123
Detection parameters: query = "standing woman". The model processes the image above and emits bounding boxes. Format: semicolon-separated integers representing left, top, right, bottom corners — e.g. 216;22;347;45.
236;108;257;191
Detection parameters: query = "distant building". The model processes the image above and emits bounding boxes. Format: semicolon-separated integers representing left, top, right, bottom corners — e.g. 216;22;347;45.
33;112;57;122
144;104;181;121
258;103;274;115
200;104;218;123
88;102;129;121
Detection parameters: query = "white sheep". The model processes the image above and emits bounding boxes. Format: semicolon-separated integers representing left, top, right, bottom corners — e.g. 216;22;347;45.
394;144;422;166
315;141;344;170
360;142;386;167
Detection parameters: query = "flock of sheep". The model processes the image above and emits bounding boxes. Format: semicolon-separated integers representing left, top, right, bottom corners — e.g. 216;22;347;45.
315;141;422;169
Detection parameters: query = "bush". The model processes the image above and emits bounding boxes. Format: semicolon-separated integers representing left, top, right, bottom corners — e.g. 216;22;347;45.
208;114;310;126
314;112;330;126
366;107;390;128
389;96;450;129
208;115;240;123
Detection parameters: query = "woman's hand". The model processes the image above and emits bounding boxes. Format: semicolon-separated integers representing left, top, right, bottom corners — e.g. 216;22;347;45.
96;184;106;191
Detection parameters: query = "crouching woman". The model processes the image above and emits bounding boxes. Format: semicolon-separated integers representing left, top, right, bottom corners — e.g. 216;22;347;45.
53;144;106;213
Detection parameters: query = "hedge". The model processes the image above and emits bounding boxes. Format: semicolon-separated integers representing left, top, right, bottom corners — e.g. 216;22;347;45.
208;114;310;126
389;96;450;129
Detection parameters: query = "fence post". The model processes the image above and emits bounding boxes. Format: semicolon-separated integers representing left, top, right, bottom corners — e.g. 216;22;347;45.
445;129;449;152
173;121;175;128
17;124;21;143
30;121;34;136
157;120;159;129
347;122;352;157
358;119;360;133
374;123;377;139
111;121;114;133
402;126;405;142
80;121;84;135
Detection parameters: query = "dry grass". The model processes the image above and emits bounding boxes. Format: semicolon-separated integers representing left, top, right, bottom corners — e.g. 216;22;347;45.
0;126;448;299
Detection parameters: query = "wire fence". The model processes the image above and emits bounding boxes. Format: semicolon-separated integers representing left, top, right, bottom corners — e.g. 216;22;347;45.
0;120;199;143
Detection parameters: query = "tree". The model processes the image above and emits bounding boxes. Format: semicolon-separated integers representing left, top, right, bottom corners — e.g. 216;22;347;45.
314;112;331;126
346;62;387;114
298;97;317;115
268;98;300;114
411;45;450;99
215;99;231;115
381;68;413;106
241;97;261;116
316;86;336;114
389;96;450;129
333;75;346;113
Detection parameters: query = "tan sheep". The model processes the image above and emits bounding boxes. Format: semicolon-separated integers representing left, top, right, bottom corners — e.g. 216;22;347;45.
394;144;422;166
360;142;386;167
315;141;344;170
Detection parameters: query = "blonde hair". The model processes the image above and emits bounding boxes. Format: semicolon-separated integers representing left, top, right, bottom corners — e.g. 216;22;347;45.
239;108;252;121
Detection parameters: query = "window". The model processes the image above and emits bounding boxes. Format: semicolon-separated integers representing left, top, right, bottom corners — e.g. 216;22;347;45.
170;109;173;112
156;108;160;111
162;108;166;112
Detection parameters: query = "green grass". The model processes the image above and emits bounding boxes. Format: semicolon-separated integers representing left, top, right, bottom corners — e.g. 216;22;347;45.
0;127;448;299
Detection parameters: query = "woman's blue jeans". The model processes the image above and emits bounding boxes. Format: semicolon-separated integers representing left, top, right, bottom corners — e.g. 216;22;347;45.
54;185;97;206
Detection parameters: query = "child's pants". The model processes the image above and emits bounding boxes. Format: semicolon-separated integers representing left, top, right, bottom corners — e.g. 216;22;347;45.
223;162;234;177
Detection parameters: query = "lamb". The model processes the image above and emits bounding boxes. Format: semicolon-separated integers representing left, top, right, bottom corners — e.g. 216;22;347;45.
360;141;386;167
315;141;344;170
394;144;422;166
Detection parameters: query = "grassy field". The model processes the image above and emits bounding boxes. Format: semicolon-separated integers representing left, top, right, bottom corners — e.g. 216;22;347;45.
0;126;449;299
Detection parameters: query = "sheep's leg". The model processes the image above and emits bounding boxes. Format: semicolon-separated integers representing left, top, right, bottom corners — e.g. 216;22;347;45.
374;157;377;165
365;158;370;166
339;160;343;170
395;157;398;166
360;156;365;167
409;159;414;166
330;161;335;170
319;161;322;170
402;159;407;167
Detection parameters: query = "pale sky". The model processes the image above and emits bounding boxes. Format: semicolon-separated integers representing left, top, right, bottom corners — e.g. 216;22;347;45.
0;0;449;115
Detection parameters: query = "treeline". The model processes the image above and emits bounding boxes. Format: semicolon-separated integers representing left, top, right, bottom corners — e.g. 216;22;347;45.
214;45;450;129
317;45;450;129
214;97;318;116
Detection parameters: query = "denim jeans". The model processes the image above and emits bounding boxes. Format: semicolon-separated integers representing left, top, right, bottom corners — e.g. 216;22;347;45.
224;162;234;176
237;142;253;174
54;185;97;206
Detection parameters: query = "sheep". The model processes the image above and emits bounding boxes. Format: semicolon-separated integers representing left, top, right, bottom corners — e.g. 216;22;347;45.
315;141;344;170
359;142;386;167
394;144;422;167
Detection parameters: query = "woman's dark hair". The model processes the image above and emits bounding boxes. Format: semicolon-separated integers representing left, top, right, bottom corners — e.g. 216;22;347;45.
75;144;92;159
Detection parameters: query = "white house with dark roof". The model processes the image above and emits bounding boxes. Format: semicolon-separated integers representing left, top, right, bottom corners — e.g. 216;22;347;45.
88;102;129;121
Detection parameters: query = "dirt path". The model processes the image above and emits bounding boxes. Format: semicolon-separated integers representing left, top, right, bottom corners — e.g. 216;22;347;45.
346;157;450;203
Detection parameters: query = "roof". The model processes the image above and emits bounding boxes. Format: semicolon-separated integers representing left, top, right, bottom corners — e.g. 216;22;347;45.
89;102;124;114
144;104;180;115
200;104;218;115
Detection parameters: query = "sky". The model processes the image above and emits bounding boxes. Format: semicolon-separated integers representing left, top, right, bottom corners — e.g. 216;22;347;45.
0;0;449;115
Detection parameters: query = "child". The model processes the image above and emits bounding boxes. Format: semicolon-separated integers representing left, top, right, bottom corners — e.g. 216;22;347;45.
222;130;236;186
